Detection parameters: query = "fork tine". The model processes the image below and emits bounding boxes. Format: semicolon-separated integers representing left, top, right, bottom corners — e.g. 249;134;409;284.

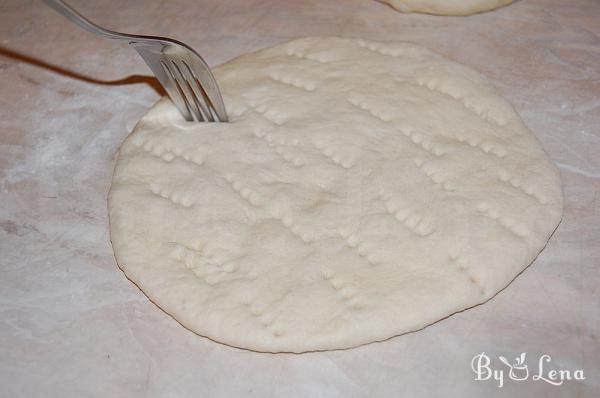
159;60;194;121
167;60;205;122
179;61;215;122
179;56;228;122
173;60;214;122
181;60;218;122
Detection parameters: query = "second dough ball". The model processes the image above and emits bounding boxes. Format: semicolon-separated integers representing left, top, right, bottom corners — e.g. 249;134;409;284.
381;0;514;15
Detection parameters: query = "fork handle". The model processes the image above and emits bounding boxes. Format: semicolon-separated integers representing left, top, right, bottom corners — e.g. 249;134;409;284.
43;0;133;41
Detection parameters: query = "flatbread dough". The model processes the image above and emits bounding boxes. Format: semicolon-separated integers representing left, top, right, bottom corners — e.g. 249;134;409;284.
380;0;514;15
108;37;562;352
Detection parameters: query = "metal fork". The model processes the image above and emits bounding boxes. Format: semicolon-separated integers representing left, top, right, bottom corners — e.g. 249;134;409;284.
43;0;228;122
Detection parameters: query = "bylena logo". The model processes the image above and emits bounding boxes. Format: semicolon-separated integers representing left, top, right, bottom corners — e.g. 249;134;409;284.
471;352;585;388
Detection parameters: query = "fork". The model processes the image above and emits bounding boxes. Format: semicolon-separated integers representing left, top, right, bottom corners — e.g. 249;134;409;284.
43;0;228;122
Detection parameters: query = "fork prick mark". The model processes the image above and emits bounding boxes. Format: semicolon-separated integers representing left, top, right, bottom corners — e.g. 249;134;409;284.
412;79;507;127
449;255;486;296
338;230;380;266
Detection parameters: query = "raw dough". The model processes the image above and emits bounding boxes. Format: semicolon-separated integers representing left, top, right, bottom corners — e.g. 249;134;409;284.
108;37;562;352
380;0;514;15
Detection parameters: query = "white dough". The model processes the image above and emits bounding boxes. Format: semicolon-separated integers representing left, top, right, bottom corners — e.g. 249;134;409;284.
108;37;562;352
380;0;514;15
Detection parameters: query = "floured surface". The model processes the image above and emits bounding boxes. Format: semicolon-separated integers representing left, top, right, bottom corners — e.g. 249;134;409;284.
380;0;514;15
108;37;562;352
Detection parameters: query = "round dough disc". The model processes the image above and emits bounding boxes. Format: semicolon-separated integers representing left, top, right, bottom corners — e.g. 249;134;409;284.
109;37;562;352
381;0;514;15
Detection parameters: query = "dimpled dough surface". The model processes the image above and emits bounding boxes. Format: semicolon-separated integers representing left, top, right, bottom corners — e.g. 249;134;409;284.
108;37;562;353
381;0;514;15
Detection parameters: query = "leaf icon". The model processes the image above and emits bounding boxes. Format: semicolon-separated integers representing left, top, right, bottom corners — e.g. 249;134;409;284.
499;356;511;368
